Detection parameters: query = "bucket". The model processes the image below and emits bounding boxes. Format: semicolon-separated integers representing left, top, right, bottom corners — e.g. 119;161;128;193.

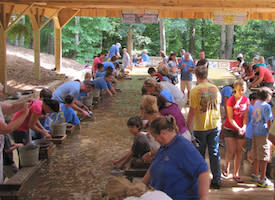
92;88;100;97
19;144;39;167
51;122;67;136
51;112;67;136
81;95;93;107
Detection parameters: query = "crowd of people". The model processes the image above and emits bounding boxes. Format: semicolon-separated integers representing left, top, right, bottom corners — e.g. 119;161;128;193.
107;49;275;199
0;43;274;200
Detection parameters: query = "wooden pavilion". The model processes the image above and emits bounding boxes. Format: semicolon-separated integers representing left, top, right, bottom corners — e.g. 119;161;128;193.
0;0;275;92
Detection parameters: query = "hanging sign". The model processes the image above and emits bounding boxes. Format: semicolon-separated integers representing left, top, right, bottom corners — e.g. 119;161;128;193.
212;12;248;25
122;11;158;24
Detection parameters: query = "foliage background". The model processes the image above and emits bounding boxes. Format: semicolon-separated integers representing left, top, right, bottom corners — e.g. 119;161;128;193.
7;16;275;64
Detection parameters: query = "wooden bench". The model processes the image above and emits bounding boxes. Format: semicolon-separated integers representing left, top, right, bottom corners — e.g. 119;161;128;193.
0;160;46;200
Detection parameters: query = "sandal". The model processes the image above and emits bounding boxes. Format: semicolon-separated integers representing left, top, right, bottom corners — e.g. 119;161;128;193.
222;168;229;177
233;176;244;183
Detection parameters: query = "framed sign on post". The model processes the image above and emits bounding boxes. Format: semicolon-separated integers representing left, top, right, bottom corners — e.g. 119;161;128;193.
122;10;159;24
212;12;248;25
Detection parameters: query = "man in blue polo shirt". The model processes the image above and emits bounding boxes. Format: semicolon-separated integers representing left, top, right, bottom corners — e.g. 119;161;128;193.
178;52;194;102
93;72;117;97
108;43;121;59
52;80;94;117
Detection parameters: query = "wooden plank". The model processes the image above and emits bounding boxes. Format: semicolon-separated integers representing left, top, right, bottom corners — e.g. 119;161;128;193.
0;23;7;93
33;28;40;80
6;160;46;185
6;4;33;31
54;25;62;72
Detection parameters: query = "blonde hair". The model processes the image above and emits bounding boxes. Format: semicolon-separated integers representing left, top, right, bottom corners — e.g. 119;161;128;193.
143;78;163;93
258;56;265;64
158;65;169;77
233;79;246;91
150;115;179;135
140;95;159;114
105;177;146;198
84;72;92;80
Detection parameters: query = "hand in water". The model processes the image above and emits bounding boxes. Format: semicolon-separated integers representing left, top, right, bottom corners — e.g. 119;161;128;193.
45;132;52;139
82;111;91;118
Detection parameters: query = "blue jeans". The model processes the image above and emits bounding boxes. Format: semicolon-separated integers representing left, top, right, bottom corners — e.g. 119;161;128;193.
194;128;221;184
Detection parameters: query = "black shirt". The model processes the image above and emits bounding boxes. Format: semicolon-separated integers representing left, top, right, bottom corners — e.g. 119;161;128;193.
131;134;150;158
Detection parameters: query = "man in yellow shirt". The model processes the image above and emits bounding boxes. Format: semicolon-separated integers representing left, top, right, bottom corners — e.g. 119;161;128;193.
187;65;222;189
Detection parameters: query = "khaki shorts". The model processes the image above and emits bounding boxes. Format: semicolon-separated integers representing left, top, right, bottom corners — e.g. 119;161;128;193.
180;80;192;93
252;135;271;161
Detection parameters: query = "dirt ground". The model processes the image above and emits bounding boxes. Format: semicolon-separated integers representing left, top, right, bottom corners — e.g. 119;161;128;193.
3;45;87;99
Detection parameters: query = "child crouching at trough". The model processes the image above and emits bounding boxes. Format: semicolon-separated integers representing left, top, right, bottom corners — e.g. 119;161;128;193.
44;95;81;131
112;116;150;169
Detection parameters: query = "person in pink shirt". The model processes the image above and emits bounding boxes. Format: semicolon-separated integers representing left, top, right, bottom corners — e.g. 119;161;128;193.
223;79;250;182
250;65;274;88
92;52;106;78
11;98;59;145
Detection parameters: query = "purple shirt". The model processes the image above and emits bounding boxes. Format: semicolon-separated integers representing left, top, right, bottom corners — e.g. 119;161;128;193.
160;103;188;135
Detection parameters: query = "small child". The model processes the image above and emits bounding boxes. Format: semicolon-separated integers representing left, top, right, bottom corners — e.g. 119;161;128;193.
245;93;257;163
112;116;150;169
44;95;81;131
3;135;23;179
251;87;274;188
148;67;163;82
61;95;81;129
94;63;105;79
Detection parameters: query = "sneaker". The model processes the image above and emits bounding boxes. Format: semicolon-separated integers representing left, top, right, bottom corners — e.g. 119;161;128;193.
257;178;274;188
210;181;221;189
251;174;260;182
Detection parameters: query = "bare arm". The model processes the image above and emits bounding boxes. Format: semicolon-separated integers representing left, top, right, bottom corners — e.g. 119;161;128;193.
142;168;151;185
1;101;25;114
187;107;196;132
250;76;263;87
4;143;23;153
28;113;50;138
110;88;117;95
0;104;29;135
198;171;209;200
106;89;113;97
114;151;133;169
223;96;229;117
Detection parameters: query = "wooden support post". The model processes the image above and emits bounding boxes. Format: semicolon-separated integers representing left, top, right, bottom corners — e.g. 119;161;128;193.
0;3;14;93
0;26;7;93
54;25;62;72
33;28;40;79
53;8;80;73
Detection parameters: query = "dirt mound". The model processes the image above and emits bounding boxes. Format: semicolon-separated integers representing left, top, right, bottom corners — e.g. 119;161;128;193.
5;45;87;97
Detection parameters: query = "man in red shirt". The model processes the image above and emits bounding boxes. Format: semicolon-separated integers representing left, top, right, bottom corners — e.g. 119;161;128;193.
250;65;274;88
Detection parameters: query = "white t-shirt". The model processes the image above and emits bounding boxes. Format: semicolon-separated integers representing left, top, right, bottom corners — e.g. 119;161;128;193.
160;81;184;102
125;191;172;200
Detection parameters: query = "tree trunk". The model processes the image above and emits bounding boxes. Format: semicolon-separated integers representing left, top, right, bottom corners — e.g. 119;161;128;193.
220;25;226;59
201;19;205;51
127;28;133;58
19;15;25;47
47;20;54;55
75;16;80;46
225;25;234;59
73;16;80;58
159;18;166;53
188;19;196;56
